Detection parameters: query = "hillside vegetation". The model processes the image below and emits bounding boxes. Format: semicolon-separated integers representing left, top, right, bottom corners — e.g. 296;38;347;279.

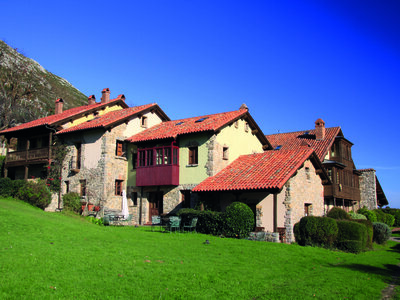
1;197;400;299
0;40;87;130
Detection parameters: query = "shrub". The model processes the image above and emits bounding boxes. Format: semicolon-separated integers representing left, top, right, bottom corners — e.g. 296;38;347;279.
224;202;254;238
62;192;82;213
294;216;338;247
373;209;395;227
0;178;26;197
352;219;373;249
373;222;391;244
357;207;377;223
327;207;351;220
382;208;400;227
177;209;224;235
348;211;367;220
385;214;395;227
336;220;368;253
17;179;51;210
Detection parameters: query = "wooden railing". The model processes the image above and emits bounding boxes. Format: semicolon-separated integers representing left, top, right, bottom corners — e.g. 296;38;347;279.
7;148;50;163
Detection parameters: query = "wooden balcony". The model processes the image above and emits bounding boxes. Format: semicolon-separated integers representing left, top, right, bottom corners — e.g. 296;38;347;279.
6;148;50;166
136;165;179;186
324;184;361;202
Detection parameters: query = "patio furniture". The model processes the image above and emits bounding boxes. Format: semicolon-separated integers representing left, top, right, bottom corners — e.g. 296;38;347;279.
165;216;181;233
151;215;162;231
183;217;198;233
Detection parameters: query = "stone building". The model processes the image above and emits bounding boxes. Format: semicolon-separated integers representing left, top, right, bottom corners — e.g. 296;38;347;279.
193;148;329;243
125;105;272;225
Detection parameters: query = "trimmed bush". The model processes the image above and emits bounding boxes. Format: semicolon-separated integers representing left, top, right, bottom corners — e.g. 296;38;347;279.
327;207;351;220
62;192;82;213
224;202;254;238
294;216;338;247
0;178;26;197
17;179;51;210
382;208;400;227
177;209;224;235
357;207;377;223
348;211;367;220
336;220;368;253
352;219;373;249
373;222;391;244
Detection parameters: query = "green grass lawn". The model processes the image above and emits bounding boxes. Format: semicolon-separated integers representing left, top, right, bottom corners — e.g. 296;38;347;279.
1;197;400;299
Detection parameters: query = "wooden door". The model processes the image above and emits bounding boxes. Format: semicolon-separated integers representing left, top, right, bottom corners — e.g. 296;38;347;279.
149;192;163;219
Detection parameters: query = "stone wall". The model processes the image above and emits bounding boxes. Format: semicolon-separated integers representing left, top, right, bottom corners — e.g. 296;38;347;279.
359;169;377;210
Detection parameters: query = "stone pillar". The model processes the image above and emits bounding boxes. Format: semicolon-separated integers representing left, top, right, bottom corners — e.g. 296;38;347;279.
283;181;293;243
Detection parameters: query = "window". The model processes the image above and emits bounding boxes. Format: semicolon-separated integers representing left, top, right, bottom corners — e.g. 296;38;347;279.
156;148;163;165
141;116;148;128
137;145;179;167
189;146;198;165
195;117;208;123
116;141;126;157
327;169;332;181
304;204;312;216
115;180;123;196
146;149;154;166
223;146;229;160
80;180;86;197
65;181;70;193
305;167;311;181
181;190;191;208
76;143;82;169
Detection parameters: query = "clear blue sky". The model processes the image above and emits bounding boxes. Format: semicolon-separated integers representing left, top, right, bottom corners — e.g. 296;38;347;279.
1;0;399;207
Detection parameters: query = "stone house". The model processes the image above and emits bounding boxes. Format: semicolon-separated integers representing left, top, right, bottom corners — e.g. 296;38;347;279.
266;119;389;212
193;148;329;243
125;105;272;225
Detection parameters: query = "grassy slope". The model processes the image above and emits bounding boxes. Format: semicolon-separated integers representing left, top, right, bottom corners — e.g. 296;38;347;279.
1;197;399;299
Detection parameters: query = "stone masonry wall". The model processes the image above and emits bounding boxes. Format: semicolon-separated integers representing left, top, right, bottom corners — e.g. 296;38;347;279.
359;169;377;210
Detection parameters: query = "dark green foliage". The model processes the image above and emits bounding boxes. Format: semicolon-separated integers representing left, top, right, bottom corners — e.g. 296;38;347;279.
0;155;5;176
224;202;254;238
62;192;81;213
17;179;51;210
326;207;351;220
0;178;26;197
373;222;391;244
374;209;395;227
294;216;338;247
336;220;368;253
382;208;400;227
177;209;224;235
357;207;377;223
352;219;373;249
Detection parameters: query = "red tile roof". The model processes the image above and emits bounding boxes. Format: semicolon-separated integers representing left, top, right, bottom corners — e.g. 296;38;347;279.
127;109;249;143
193;148;316;192
266;127;341;161
0;97;128;135
57;103;158;134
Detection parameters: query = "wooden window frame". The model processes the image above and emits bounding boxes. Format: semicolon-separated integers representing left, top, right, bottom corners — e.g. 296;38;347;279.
80;180;86;197
116;141;126;157
115;180;123;196
141;116;148;128
188;146;198;165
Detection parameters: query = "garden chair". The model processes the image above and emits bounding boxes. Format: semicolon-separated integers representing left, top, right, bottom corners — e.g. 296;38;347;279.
165;216;181;233
183;217;198;233
151;215;162;231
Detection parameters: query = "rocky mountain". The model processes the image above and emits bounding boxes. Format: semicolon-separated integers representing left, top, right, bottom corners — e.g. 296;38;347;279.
0;40;87;130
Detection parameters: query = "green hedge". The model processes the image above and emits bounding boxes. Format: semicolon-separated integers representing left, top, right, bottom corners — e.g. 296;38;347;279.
382;208;400;227
224;202;254;238
357;207;377;223
336;220;368;253
62;192;81;213
177;209;224;235
327;207;351;220
352;219;373;249
294;216;338;247
348;211;367;220
0;178;26;198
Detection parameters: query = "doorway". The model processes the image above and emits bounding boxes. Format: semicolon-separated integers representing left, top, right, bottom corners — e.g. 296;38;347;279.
148;191;163;219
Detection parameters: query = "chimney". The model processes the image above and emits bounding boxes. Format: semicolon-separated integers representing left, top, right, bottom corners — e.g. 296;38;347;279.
101;88;110;104
315;118;326;140
55;98;64;114
88;95;96;105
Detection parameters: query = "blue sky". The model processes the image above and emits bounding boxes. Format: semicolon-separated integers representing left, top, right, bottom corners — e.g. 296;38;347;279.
1;0;399;207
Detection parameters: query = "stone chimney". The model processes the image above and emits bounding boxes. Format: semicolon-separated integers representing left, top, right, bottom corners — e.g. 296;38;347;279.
88;95;96;105
101;88;110;104
55;98;64;114
315;118;326;140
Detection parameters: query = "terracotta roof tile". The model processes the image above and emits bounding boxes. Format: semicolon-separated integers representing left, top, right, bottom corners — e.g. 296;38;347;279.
127;109;248;143
0;97;128;135
265;127;341;161
57;103;157;134
193;148;315;192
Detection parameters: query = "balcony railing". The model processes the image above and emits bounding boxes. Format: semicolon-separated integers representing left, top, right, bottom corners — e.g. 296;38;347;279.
6;148;50;163
136;165;179;186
